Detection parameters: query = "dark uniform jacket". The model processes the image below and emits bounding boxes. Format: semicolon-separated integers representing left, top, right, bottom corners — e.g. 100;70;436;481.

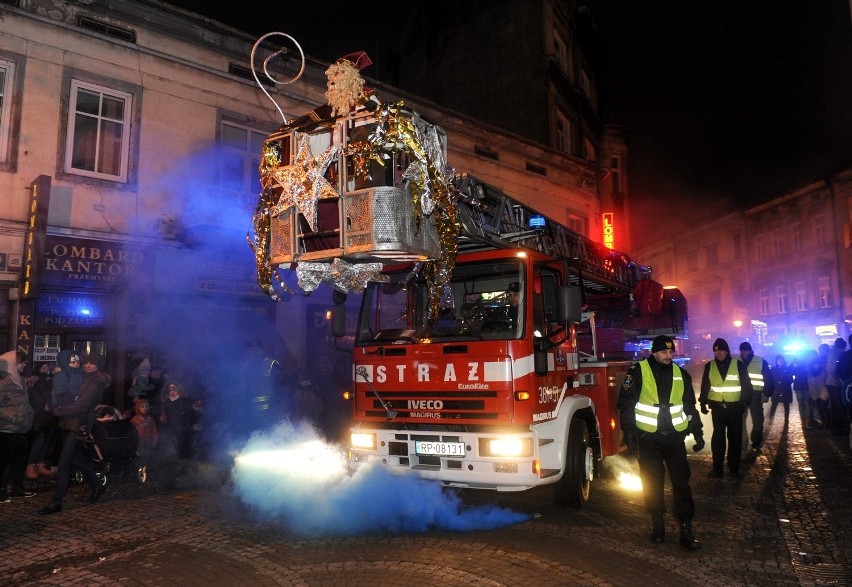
699;356;754;408
618;355;699;435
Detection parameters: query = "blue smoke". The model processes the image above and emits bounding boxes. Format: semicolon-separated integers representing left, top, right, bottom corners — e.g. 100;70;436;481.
231;421;530;537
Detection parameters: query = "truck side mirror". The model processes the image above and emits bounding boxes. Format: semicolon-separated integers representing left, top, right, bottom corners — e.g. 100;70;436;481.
558;285;582;324
331;290;347;337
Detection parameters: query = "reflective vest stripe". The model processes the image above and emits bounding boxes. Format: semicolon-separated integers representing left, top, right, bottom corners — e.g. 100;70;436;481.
740;356;765;391
708;361;742;402
635;360;688;432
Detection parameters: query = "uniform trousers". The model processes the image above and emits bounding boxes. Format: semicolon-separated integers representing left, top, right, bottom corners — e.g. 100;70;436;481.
637;430;695;520
742;392;766;451
710;402;745;475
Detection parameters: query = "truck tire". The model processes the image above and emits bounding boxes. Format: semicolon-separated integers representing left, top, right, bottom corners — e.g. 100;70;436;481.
554;418;591;508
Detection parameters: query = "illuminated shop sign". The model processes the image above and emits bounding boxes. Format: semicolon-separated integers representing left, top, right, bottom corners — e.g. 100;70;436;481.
602;212;615;249
815;324;838;337
35;293;110;328
40;236;146;289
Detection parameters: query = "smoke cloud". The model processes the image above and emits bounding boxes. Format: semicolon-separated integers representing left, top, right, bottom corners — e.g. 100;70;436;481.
232;421;530;537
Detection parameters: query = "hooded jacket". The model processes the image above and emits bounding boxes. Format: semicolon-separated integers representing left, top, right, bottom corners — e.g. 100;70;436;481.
53;365;110;432
0;361;34;434
52;349;83;409
0;350;23;389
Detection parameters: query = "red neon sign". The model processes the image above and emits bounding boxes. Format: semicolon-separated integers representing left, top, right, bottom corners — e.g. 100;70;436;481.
602;212;615;249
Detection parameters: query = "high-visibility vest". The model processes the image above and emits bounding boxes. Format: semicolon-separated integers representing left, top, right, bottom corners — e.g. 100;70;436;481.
634;360;688;432
707;360;742;402
740;356;765;392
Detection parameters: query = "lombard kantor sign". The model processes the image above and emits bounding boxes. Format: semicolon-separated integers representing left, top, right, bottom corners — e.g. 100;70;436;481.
40;236;145;288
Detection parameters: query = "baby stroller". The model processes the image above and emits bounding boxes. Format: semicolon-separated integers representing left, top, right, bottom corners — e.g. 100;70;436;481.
75;405;146;486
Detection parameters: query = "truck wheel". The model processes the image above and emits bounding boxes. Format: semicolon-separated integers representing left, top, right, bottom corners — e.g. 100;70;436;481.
554;418;591;508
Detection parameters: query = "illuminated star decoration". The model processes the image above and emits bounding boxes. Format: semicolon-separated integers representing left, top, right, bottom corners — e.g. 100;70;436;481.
270;133;339;231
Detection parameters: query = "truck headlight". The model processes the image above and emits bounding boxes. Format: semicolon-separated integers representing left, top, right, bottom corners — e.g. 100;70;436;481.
351;432;376;450
480;437;533;457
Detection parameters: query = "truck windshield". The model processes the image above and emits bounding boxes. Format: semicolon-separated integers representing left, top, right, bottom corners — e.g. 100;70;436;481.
355;260;525;344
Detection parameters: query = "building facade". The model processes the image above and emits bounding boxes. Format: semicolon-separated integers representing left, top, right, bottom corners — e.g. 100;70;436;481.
636;169;852;365
0;0;619;408
395;0;631;251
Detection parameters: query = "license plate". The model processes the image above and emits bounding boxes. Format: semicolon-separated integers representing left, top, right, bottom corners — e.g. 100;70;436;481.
414;441;466;457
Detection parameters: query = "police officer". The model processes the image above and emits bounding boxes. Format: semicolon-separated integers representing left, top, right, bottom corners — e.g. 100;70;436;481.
738;341;773;453
618;335;703;549
699;338;754;479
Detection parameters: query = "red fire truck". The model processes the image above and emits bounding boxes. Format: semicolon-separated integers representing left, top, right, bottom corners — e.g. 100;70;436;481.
255;101;687;507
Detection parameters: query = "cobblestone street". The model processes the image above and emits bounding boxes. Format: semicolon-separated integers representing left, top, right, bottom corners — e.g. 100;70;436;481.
1;402;849;586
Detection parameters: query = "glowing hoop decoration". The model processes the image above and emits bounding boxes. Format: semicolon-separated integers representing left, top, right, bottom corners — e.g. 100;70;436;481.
250;32;306;123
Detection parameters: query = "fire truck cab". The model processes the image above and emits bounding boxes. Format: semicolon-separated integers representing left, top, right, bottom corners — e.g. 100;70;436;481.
336;228;647;507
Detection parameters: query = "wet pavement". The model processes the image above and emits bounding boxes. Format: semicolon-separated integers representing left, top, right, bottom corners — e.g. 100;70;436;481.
1;401;850;586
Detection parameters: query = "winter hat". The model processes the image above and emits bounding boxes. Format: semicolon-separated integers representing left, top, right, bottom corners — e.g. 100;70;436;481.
82;353;104;369
739;342;752;352
713;338;730;353
651;335;675;353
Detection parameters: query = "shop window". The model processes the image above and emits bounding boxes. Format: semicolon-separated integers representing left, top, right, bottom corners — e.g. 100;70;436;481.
610;156;623;195
795;281;807;311
759;288;769;315
814;214;826;246
220;120;270;209
552;29;571;78
555;111;571;155
708;290;721;315
791;221;802;250
754;233;766;261
705;243;718;267
0;58;14;163
818;276;831;308
64;80;132;182
776;285;787;313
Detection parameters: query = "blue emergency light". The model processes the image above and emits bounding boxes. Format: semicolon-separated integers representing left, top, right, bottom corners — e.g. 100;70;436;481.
529;215;546;229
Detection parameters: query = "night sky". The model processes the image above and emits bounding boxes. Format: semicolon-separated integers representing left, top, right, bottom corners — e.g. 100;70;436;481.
167;0;852;250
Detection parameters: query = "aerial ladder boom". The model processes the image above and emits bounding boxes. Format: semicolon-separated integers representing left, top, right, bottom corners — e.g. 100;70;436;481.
453;174;639;295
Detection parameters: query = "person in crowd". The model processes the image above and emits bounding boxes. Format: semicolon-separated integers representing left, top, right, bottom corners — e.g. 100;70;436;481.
147;361;168;423
769;355;794;420
52;350;83;410
700;338;753;479
154;382;200;491
808;345;831;428
825;337;848;435
131;398;159;461
127;356;155;406
790;353;812;428
738;342;773;453
39;354;111;515
159;382;198;461
25;362;57;479
293;371;323;426
835;334;852;434
618;335;702;549
0;354;35;500
0;350;27;390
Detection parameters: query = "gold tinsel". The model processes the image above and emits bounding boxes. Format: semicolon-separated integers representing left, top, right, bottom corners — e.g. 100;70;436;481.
248;141;291;300
368;101;460;318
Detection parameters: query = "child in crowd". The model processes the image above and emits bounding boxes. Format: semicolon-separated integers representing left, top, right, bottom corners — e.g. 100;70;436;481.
131;398;159;457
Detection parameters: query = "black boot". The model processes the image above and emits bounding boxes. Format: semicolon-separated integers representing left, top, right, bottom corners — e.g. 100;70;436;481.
651;514;665;543
679;519;700;550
